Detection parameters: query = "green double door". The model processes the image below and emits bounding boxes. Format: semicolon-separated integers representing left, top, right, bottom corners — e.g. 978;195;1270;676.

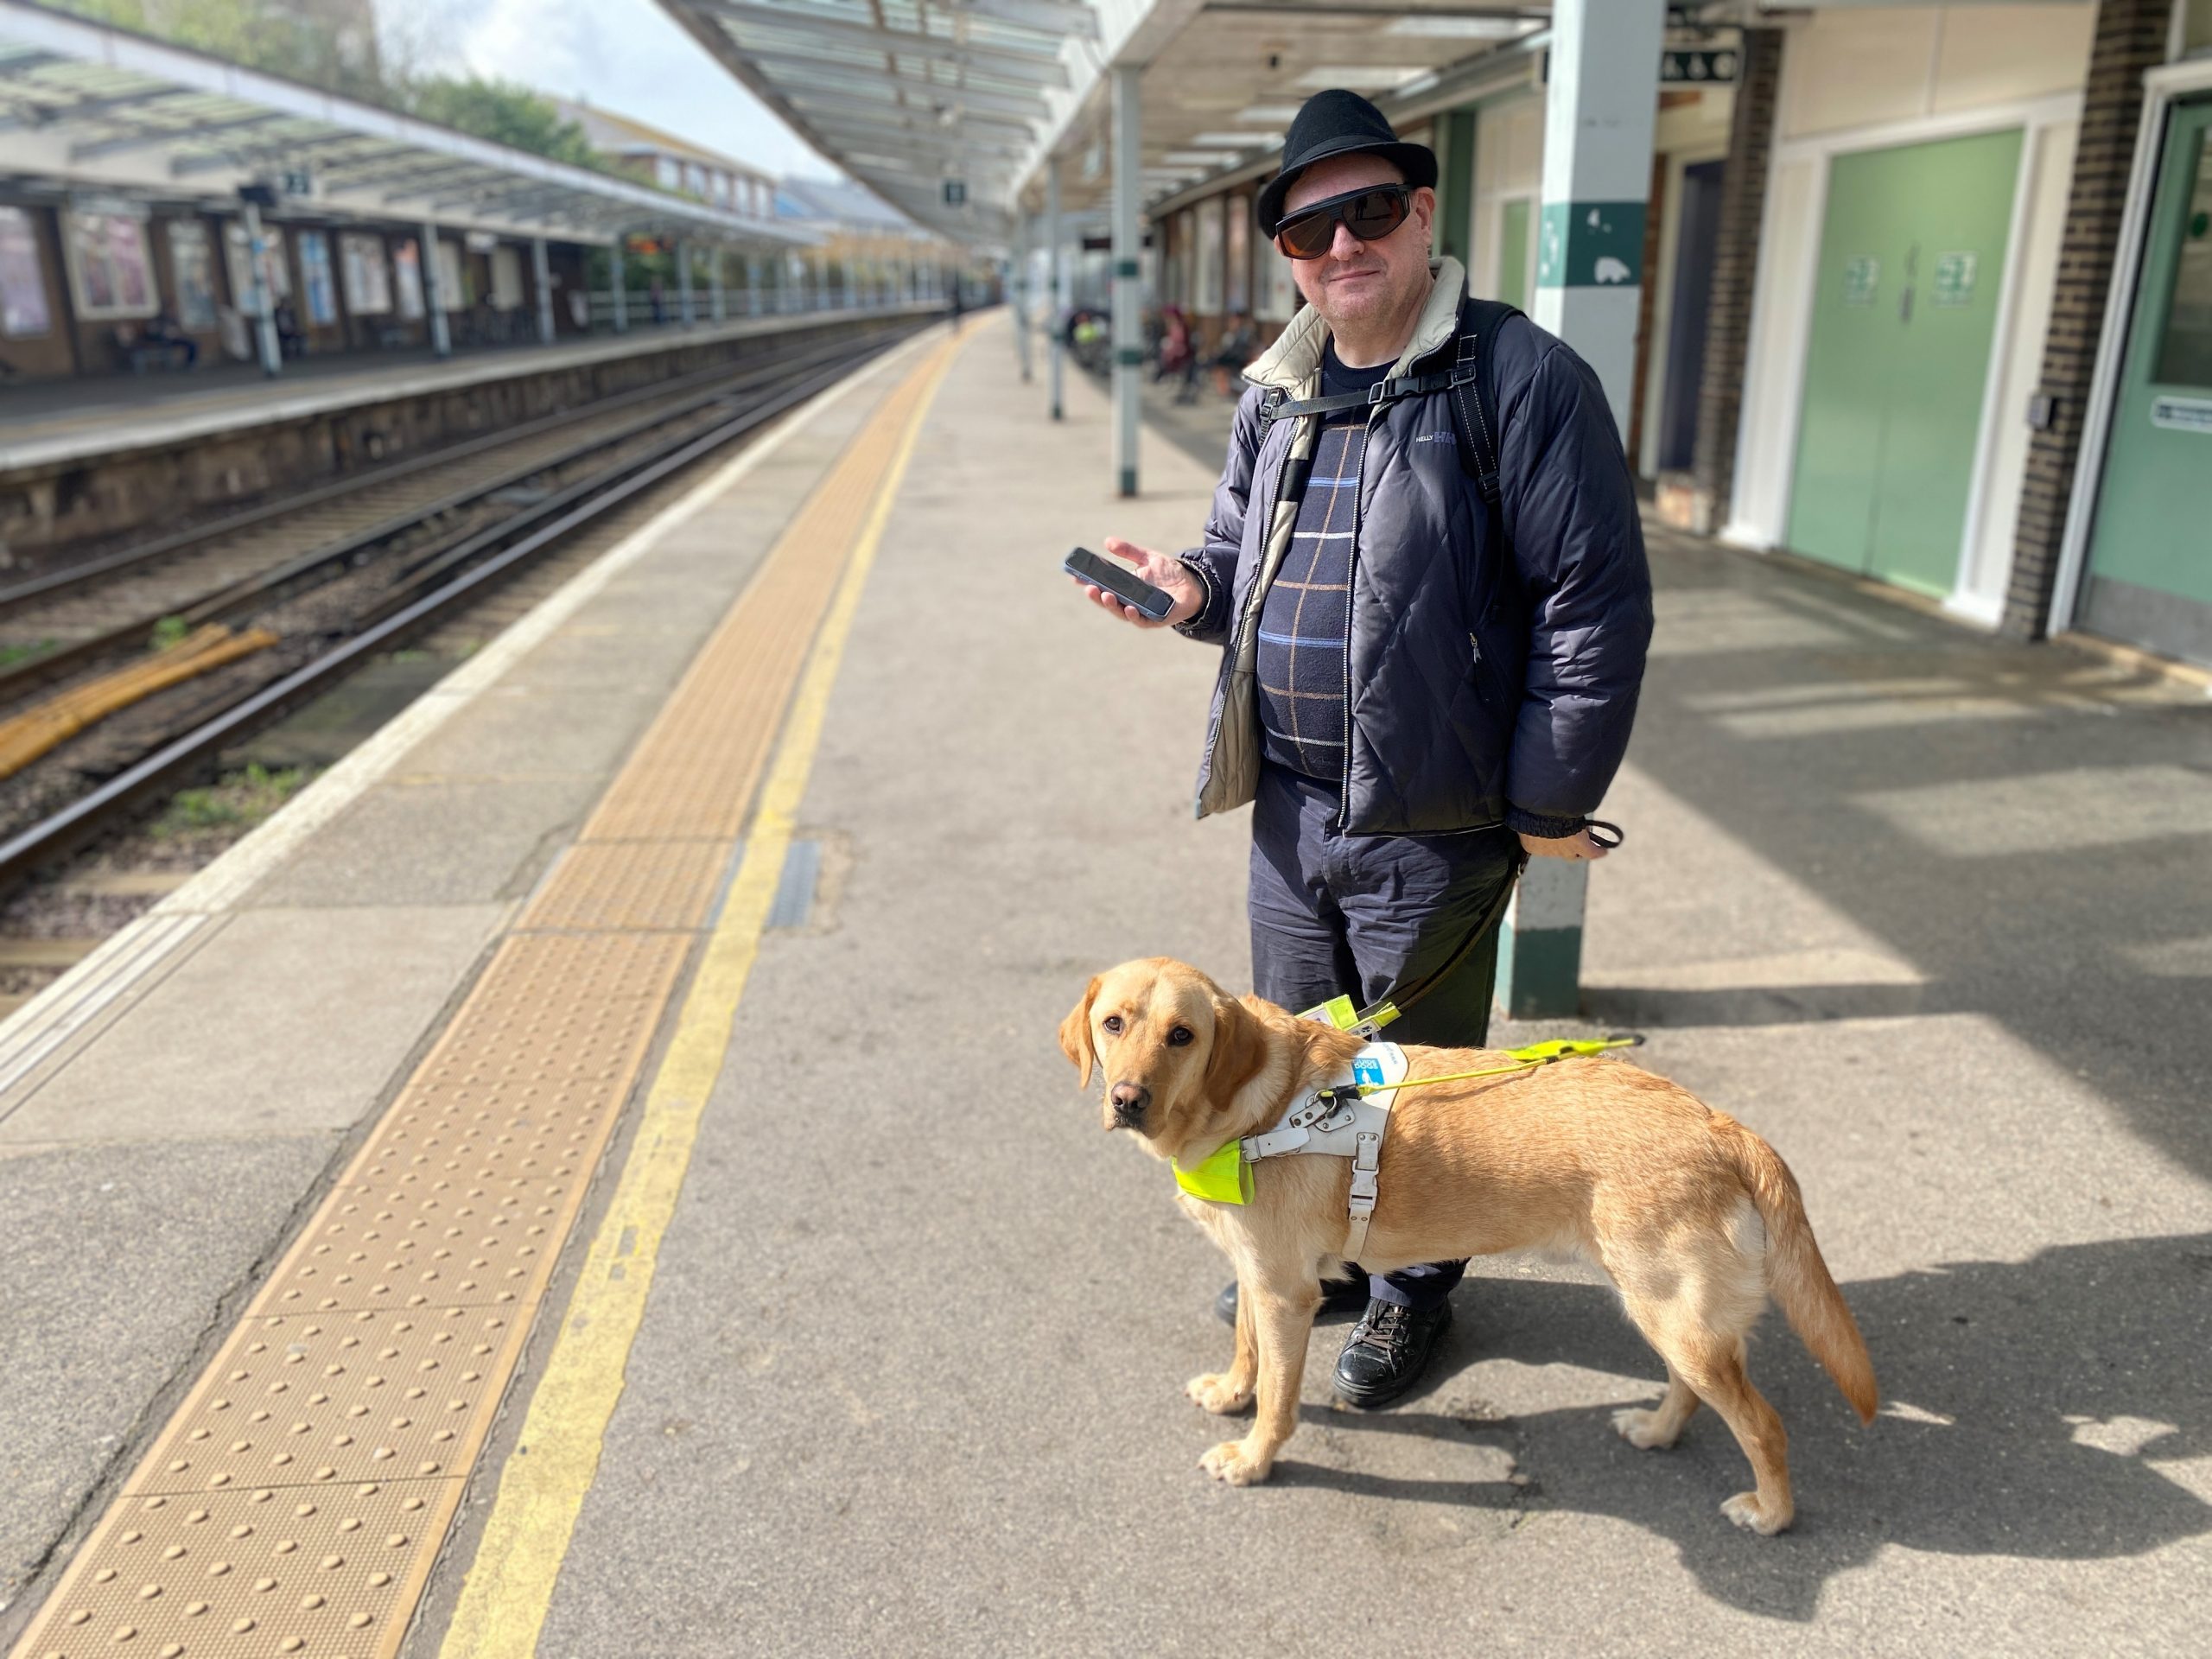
2081;96;2212;665
1789;129;2024;596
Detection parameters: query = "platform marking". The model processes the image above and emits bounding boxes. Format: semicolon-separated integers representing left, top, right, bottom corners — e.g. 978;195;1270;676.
433;334;958;1659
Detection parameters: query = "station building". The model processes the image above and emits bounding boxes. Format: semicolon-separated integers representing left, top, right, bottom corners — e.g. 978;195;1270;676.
969;0;2212;673
0;0;816;388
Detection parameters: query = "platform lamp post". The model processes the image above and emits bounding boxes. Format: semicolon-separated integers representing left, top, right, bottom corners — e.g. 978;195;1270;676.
1110;61;1142;497
420;221;452;359
609;238;628;333
1012;212;1032;381
1492;0;1662;1022
1046;159;1065;421
238;190;282;376
676;239;695;325
531;237;555;344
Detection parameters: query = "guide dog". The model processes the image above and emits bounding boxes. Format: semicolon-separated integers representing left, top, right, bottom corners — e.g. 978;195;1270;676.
1059;957;1878;1534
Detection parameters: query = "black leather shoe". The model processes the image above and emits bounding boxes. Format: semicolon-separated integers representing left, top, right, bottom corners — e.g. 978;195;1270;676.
1214;1274;1370;1326
1333;1297;1453;1408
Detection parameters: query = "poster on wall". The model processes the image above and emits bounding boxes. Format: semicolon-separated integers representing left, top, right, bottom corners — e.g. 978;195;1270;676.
1226;197;1250;315
433;238;466;310
297;230;337;325
340;232;391;315
167;219;219;330
223;221;291;315
64;209;157;319
0;207;51;337
393;238;425;319
490;245;524;310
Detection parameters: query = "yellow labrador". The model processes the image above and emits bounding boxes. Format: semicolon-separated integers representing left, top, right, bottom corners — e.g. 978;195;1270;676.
1059;957;1877;1535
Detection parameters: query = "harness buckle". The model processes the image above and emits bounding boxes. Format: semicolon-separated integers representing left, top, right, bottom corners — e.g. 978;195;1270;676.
1365;378;1393;407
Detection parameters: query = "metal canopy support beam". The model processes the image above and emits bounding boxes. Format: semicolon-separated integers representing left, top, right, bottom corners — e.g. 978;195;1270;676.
677;238;695;324
954;0;1098;38
733;48;1048;106
0;85;180;135
421;221;452;358
68;108;279;162
755;60;1048;120
709;247;726;321
703;2;1070;81
1111;63;1141;499
169;128;375;177
610;239;628;332
532;236;555;344
746;251;760;316
1047;156;1064;422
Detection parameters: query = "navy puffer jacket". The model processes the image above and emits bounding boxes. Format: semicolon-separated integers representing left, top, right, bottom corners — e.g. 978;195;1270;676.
1177;257;1652;838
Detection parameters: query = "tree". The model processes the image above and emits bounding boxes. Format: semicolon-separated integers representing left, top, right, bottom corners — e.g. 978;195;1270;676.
400;78;604;171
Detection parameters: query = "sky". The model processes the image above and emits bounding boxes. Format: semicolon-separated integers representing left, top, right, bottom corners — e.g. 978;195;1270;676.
376;0;843;181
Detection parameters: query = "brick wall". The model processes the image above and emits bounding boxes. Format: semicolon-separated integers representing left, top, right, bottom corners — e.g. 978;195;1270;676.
2002;0;2175;639
1684;27;1784;535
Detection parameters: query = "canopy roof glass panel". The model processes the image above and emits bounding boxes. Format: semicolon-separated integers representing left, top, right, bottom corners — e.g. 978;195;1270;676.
656;0;1088;243
0;0;812;247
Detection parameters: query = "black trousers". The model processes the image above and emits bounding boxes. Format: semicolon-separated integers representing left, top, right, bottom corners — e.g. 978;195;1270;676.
1249;764;1518;1311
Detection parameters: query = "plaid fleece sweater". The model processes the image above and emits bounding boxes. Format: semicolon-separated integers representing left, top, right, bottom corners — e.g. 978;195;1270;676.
1255;345;1389;779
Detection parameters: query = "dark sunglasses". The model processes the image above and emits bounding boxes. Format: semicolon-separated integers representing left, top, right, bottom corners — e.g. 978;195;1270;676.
1273;184;1414;260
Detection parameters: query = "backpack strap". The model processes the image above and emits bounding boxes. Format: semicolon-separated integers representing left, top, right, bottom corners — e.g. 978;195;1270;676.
1449;296;1519;506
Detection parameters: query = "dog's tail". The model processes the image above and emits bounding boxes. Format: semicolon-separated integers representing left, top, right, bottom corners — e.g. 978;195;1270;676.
1717;1116;1878;1424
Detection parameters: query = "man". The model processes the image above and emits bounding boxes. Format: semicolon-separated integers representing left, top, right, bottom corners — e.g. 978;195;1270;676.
1071;90;1651;1407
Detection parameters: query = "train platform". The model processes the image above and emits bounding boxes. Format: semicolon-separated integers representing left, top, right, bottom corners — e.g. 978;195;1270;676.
3;311;2209;1658
0;309;933;477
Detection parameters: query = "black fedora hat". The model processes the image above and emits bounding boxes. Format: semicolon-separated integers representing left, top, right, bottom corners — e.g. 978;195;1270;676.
1255;89;1438;237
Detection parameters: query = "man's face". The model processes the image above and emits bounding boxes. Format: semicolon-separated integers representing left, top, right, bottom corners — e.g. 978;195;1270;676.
1279;153;1435;334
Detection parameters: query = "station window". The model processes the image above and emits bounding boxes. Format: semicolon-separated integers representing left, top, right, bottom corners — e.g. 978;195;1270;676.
2155;127;2212;386
2184;0;2212;57
658;156;679;189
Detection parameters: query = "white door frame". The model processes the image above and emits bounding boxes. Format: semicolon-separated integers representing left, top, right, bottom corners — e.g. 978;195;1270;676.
2048;56;2212;637
1726;91;2082;620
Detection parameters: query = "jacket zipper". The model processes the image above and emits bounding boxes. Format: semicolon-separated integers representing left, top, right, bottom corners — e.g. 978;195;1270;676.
1336;403;1380;828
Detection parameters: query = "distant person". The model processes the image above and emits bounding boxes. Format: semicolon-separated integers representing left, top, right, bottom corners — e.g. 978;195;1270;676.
648;276;666;326
142;308;198;368
1154;306;1193;391
272;300;305;359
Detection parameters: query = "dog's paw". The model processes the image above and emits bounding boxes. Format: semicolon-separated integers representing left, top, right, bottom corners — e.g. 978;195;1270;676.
1720;1491;1792;1535
1199;1439;1273;1486
1185;1372;1254;1415
1611;1405;1681;1450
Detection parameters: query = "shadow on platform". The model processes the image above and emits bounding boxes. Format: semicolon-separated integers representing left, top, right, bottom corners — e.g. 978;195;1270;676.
1268;1232;2212;1621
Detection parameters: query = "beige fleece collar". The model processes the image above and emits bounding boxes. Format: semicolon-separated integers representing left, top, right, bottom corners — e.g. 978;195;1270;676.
1243;255;1466;392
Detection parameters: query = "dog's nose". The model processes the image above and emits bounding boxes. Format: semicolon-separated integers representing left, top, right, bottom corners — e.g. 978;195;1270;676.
1109;1082;1151;1126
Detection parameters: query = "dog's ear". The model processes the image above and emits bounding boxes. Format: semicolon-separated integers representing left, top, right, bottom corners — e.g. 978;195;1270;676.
1058;976;1102;1087
1205;992;1267;1104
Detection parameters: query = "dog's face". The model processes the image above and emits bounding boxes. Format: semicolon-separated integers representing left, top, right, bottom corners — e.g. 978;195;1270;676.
1057;957;1264;1160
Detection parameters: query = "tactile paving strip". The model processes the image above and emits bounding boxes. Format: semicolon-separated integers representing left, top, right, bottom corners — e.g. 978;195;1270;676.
10;337;954;1659
518;840;732;934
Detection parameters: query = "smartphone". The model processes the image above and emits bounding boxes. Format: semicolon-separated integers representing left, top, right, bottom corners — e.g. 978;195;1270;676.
1065;546;1175;621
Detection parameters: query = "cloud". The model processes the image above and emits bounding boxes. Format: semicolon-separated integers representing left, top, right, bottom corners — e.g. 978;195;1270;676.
380;0;841;179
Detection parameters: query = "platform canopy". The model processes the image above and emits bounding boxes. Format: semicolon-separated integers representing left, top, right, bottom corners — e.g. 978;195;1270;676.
654;0;1085;245
1017;1;1551;222
0;0;814;248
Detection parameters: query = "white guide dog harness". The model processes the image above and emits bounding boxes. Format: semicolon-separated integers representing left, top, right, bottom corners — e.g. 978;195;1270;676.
1174;1041;1410;1258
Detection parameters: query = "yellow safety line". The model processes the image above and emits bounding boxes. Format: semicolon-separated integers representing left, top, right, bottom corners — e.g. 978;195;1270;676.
435;331;961;1659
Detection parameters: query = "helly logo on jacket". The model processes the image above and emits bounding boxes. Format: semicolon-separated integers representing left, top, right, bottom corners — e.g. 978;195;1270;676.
1410;430;1453;445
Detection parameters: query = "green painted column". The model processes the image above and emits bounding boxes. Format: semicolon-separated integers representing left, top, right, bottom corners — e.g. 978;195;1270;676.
1440;107;1477;276
1497;0;1661;1021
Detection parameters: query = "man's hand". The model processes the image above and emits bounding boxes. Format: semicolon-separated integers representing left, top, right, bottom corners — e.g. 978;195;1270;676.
1071;537;1203;630
1519;829;1611;861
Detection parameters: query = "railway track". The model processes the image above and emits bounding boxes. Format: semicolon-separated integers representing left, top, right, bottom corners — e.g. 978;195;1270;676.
0;319;923;906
